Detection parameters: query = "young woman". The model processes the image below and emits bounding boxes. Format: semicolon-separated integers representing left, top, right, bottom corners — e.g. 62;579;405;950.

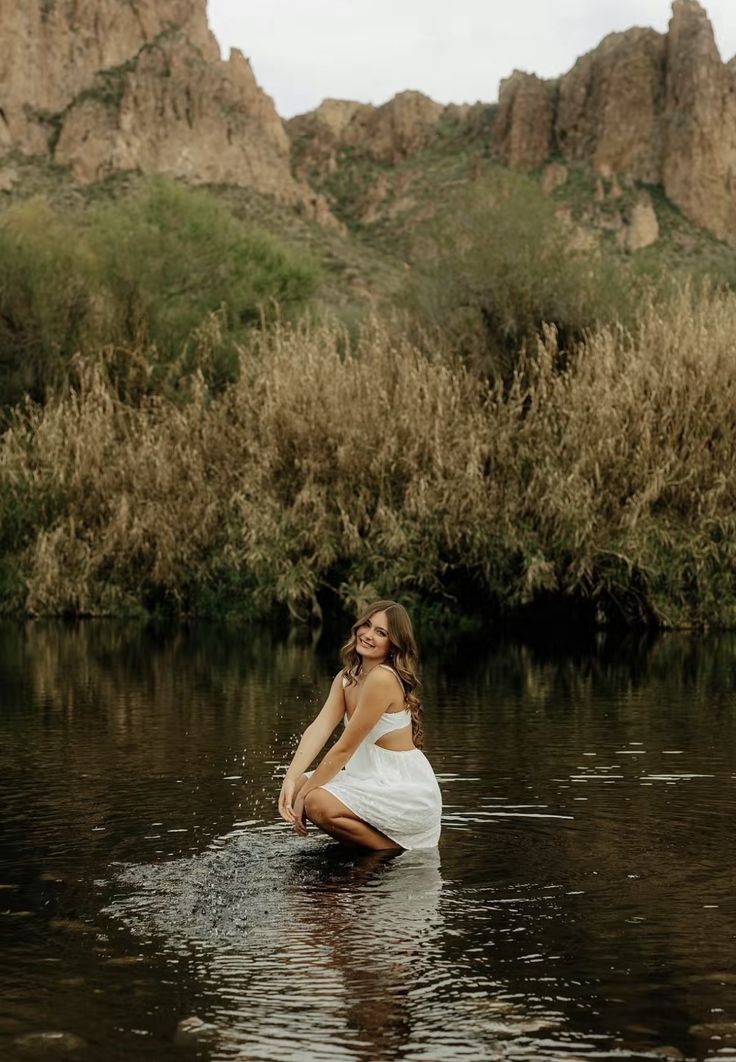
278;601;442;851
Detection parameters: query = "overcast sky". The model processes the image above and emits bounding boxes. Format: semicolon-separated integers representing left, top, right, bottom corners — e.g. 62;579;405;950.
207;1;736;118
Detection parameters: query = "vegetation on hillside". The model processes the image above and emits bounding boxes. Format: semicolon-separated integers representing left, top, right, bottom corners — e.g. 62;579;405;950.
1;160;735;628
0;178;319;408
405;173;642;377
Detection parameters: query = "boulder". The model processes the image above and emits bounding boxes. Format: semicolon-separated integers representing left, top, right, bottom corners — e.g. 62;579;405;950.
623;193;660;250
540;162;568;195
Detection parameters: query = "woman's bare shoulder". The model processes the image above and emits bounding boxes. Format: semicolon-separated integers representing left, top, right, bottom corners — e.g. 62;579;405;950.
363;666;401;693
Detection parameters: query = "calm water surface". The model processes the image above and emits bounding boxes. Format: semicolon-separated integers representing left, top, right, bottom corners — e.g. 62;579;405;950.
1;622;736;1062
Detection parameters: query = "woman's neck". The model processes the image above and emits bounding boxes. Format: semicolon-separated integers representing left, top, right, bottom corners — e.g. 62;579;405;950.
359;657;387;678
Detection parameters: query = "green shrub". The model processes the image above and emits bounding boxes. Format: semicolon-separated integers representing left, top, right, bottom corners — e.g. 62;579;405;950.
0;179;320;408
405;171;639;377
85;178;320;379
0;199;96;406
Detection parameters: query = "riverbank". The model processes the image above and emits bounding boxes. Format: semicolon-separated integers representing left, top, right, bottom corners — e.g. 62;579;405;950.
2;287;735;628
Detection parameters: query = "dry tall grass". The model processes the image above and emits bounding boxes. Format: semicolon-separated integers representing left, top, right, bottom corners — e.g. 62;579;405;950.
2;287;736;626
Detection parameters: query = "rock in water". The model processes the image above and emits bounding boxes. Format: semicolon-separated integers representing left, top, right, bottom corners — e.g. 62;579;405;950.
14;1031;86;1055
174;1016;217;1046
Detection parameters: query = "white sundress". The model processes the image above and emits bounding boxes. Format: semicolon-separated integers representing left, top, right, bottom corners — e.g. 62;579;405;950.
315;668;442;850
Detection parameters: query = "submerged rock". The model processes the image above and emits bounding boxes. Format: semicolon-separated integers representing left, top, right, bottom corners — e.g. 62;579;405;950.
174;1016;218;1046
14;1031;86;1055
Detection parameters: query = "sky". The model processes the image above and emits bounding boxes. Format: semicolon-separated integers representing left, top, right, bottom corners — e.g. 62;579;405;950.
207;1;736;118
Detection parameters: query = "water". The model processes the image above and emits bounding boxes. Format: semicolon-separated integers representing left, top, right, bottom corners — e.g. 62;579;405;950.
1;622;736;1061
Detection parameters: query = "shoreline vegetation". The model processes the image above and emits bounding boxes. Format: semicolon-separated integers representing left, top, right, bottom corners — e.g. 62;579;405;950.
2;177;736;629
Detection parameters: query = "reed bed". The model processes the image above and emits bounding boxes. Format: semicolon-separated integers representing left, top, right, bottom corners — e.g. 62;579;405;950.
2;288;736;626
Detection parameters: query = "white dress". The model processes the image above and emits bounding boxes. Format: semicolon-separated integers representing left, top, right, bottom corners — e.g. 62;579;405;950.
315;669;442;850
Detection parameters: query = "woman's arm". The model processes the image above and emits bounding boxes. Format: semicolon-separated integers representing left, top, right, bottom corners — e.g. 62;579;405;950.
284;670;346;780
300;668;395;800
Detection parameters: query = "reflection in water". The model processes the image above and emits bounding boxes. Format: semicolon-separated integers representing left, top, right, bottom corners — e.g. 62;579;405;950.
106;833;447;1060
3;621;736;1060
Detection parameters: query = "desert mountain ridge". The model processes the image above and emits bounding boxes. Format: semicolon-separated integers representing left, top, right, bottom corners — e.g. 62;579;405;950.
0;0;734;242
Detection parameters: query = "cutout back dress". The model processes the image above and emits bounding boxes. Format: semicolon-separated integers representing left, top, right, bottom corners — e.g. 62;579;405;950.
317;666;442;849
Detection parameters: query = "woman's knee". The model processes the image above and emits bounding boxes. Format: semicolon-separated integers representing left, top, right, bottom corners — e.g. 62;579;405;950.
304;789;331;826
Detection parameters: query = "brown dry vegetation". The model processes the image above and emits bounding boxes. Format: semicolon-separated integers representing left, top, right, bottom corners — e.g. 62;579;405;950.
2;287;736;627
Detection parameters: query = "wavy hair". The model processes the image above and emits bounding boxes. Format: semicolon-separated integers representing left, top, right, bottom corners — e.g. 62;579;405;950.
340;600;424;749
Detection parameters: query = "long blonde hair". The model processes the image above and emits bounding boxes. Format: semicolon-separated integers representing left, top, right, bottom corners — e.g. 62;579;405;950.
340;600;424;749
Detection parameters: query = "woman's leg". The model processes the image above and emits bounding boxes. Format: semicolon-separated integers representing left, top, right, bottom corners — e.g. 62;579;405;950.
304;789;402;852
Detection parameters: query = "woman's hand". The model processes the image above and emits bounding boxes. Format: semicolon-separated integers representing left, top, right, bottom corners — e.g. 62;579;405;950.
292;790;308;837
278;777;296;824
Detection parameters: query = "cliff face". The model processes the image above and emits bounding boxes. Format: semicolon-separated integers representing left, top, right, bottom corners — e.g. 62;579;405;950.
288;90;447;181
495;0;736;241
0;0;333;222
663;0;736;241
1;1;733;243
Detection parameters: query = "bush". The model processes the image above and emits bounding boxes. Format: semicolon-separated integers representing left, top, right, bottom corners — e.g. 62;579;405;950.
0;179;320;408
405;171;639;377
85;178;320;380
0;199;96;406
3;288;736;627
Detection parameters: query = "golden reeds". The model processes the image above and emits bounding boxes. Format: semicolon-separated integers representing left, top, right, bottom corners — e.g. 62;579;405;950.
2;287;736;626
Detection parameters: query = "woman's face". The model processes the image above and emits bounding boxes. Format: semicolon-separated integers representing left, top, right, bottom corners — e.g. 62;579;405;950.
355;610;392;663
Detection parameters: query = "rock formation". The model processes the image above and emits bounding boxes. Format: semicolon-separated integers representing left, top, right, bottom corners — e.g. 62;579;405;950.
663;0;736;241
556;29;666;183
1;0;734;243
0;0;334;222
623;192;660;251
289;90;446;181
493;0;736;242
495;72;555;170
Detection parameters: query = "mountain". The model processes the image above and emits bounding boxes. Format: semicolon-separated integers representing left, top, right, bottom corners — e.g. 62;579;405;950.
288;0;736;245
0;0;334;225
0;0;734;247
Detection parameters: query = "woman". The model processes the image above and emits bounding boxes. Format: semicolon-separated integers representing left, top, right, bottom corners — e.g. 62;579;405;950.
278;601;442;851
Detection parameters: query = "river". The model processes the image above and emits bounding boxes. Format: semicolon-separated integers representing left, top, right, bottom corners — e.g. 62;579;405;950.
1;621;735;1061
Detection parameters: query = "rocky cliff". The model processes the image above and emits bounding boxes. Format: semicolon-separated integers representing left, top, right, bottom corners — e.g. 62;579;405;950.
495;0;736;241
288;91;448;176
0;0;333;223
1;0;733;244
288;0;734;243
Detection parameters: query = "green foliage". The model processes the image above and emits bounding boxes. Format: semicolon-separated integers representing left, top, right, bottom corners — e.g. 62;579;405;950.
86;178;319;357
405;171;639;376
0;179;320;407
0;199;95;405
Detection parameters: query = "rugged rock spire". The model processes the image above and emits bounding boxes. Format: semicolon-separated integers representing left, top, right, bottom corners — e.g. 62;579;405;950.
494;0;736;241
495;72;554;170
663;0;736;240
